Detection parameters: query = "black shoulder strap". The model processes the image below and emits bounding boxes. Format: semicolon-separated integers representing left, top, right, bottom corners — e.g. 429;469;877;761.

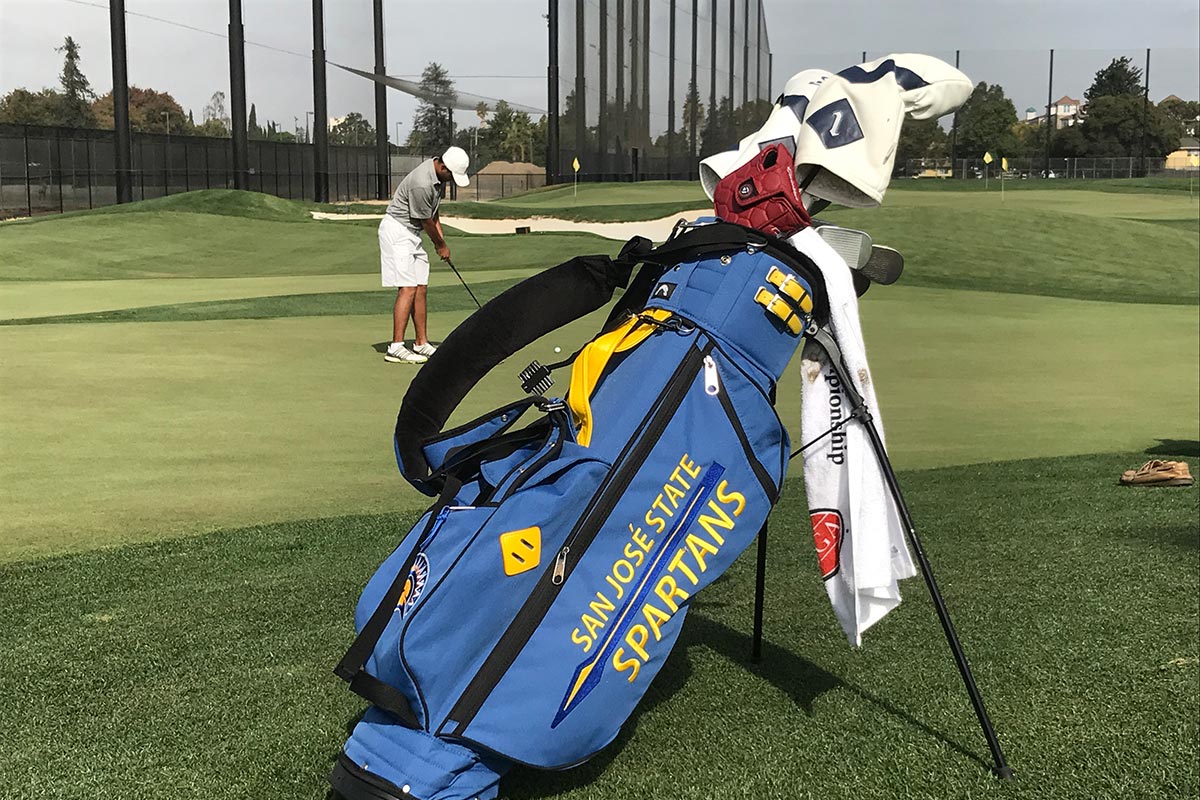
395;254;634;488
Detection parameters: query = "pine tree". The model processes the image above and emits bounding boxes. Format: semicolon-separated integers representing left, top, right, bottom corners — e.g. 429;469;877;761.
1085;57;1144;104
56;36;96;127
248;103;259;139
681;79;704;157
408;62;455;154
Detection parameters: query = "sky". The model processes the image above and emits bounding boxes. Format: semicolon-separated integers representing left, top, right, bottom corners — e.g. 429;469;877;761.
1;0;1197;143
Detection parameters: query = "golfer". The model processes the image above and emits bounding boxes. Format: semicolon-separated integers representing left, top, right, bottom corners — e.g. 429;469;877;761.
379;146;471;364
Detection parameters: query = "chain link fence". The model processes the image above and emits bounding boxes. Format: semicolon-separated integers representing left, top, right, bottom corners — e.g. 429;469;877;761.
901;156;1199;181
0;124;548;219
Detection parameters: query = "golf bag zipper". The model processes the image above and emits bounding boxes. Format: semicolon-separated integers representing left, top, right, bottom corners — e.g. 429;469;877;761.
441;337;714;736
709;344;781;504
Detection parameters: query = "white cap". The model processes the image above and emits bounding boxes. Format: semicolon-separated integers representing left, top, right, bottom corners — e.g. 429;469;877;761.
440;146;470;187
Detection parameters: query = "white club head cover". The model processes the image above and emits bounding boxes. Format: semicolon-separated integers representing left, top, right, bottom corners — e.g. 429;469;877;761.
796;54;972;207
698;54;972;207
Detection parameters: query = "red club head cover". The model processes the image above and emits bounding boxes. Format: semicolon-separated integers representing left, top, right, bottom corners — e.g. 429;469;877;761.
712;142;812;238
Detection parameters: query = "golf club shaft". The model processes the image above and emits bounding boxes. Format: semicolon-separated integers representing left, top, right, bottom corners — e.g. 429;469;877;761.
808;328;1014;780
445;258;482;309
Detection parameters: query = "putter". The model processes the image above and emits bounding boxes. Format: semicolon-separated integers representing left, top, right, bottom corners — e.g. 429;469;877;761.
444;258;482;310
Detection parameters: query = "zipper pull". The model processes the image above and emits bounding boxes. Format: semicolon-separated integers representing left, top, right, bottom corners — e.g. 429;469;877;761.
552;546;570;585
703;355;720;396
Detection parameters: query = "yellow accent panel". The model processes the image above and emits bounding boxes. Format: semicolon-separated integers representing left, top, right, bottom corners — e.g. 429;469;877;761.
754;288;804;335
564;661;595;708
766;266;813;313
500;527;542;576
568;308;674;447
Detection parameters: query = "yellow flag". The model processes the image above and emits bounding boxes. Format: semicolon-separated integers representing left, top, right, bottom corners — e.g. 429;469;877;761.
983;152;993;164
1002;157;1009;171
572;157;581;173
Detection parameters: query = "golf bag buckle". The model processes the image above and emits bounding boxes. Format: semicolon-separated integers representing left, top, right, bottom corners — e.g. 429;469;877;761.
534;397;567;414
766;266;814;313
753;287;806;336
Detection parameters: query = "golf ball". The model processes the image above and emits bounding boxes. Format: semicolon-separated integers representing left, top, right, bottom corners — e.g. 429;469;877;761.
554;346;562;353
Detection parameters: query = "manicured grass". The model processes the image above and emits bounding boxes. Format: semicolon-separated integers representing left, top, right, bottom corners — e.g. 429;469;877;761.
822;195;1198;305
441;198;710;223
4;188;1197;307
2;181;1198;800
0;206;607;283
440;180;711;222
0;452;1195;800
3;289;1196;562
895;175;1200;195
0;278;527;325
3;188;319;225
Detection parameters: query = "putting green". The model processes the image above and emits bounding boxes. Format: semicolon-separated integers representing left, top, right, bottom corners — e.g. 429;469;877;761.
885;186;1200;221
0;268;541;321
2;287;1196;562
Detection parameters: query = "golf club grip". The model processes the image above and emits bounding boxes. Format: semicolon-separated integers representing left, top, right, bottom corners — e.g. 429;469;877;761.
394;254;633;489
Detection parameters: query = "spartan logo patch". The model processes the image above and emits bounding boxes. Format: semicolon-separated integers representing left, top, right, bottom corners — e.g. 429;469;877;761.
397;553;430;614
652;282;677;300
805;99;864;149
809;510;844;580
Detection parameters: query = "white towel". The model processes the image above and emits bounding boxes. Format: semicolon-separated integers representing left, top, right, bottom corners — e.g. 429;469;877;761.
788;226;917;646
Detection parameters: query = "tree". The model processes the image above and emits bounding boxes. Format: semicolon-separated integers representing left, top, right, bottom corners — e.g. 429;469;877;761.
247;103;260;139
1080;95;1179;158
265;125;296;143
1159;96;1200;138
330;112;374;146
91;86;185;133
1048;123;1088;158
1085;57;1143;104
195;119;228;137
203;91;230;128
699;96;737;158
56;36;96;127
895;117;949;172
950;81;1020;160
0;88;64;125
407;62;455;153
499;112;535;162
681;79;704;156
733;99;772;140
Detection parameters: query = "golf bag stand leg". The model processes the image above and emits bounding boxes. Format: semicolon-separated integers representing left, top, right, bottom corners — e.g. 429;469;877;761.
805;327;1015;781
752;522;768;663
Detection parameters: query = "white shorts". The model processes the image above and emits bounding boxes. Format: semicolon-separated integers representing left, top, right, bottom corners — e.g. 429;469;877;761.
379;215;430;287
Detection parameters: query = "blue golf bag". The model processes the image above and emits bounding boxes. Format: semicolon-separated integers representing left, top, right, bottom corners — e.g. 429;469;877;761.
330;219;831;800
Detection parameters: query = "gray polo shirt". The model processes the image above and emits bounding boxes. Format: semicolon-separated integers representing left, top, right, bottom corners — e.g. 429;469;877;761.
385;159;443;233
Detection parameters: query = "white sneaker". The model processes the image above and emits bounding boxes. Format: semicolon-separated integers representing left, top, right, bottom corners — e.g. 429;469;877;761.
412;342;438;357
384;344;428;364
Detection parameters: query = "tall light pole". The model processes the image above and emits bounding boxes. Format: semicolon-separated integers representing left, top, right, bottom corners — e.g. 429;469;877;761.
109;0;132;203
162;110;170;192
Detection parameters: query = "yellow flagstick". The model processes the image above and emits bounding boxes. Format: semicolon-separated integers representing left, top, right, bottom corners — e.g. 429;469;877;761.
983;151;992;192
572;156;581;201
1001;157;1008;202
